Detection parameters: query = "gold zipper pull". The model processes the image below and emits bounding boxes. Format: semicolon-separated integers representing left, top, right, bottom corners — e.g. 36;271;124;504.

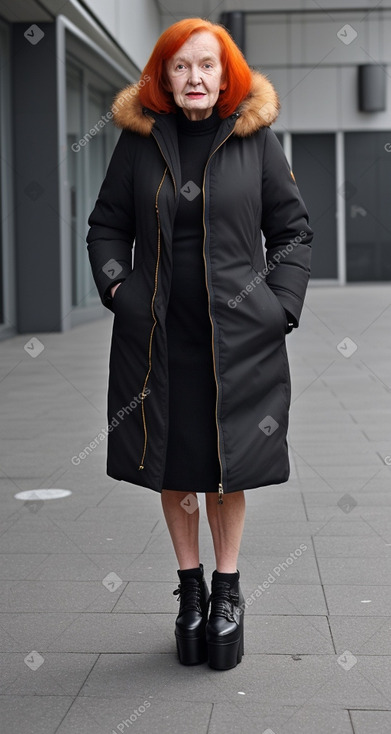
139;391;147;469
218;483;224;505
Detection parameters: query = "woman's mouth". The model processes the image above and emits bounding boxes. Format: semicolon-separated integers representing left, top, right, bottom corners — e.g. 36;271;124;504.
186;93;206;99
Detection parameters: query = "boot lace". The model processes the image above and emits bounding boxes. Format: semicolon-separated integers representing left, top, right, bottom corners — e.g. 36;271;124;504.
209;580;239;621
173;577;203;613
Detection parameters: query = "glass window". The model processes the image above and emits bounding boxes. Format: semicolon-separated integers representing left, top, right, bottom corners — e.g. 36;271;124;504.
292;134;338;279
0;92;3;325
66;64;84;307
66;59;120;309
0;19;15;334
345;131;391;282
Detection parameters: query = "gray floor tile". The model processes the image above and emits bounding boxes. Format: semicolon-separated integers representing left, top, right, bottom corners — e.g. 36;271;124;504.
308;655;391;710
56;696;211;734
313;536;391;558
112;551;187;582
0;553;49;580
324;586;391;615
0;579;123;613
234;551;320;584
0;613;84;652
308;507;391;521
111;582;180;613
239;583;327;615
318;557;391;585
80;652;391;708
329;616;391;654
208;703;354;734
232;505;309;520
242;614;333;654
0;695;74;734
45;613;175;653
304;491;391;507
8;553;141;582
350;710;391;734
300;466;383;480
1;286;391;727
313;521;381;536
0;652;97;695
240;535;314;557
0;528;80;555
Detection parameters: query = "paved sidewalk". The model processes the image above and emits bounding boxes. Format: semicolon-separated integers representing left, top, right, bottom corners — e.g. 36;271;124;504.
0;284;391;734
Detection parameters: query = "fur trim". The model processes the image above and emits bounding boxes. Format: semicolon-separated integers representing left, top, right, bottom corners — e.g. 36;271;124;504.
112;84;154;137
234;70;280;136
111;70;280;137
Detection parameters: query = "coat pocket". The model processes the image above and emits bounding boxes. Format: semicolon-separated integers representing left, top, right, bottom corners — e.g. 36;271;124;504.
262;280;289;334
111;271;133;311
111;262;153;339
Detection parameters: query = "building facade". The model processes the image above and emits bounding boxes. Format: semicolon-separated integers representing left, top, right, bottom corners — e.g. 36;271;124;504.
0;0;390;337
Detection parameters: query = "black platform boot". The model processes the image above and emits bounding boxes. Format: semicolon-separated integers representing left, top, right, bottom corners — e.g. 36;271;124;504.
173;563;209;665
205;569;245;670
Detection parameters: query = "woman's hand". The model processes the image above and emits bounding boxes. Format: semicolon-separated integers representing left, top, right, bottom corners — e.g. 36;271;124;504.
111;282;122;299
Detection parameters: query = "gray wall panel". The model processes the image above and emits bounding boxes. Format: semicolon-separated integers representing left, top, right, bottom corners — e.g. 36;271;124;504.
13;22;63;332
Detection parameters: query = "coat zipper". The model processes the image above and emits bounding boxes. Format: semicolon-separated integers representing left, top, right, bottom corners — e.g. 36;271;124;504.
139;122;235;500
202;127;236;504
138;165;168;471
138;133;177;471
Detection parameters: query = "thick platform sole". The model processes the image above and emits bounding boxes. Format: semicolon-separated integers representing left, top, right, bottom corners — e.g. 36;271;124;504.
175;632;208;665
207;628;244;670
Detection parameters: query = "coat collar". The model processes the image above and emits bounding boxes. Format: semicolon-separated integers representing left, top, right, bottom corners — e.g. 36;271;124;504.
111;70;280;138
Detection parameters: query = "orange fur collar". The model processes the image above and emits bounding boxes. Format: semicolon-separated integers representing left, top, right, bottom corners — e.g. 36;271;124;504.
111;70;280;138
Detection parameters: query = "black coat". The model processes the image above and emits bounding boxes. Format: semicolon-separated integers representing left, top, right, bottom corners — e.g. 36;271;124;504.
86;70;313;498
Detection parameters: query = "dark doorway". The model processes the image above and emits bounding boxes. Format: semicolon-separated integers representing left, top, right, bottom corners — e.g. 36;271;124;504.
292;134;338;279
345;132;391;281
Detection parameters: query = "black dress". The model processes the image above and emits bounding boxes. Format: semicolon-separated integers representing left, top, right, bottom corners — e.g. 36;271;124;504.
162;107;222;492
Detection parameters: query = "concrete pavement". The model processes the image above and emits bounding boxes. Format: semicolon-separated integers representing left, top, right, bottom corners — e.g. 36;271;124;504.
0;284;391;734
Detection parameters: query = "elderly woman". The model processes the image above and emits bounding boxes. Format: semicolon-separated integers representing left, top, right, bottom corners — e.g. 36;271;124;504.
86;17;313;670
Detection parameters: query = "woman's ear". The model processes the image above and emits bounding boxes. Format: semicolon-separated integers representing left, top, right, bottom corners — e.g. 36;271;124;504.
220;76;228;91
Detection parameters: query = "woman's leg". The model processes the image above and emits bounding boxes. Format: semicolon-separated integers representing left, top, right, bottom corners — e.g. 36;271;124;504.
205;490;246;572
205;490;246;669
162;489;210;665
161;489;200;569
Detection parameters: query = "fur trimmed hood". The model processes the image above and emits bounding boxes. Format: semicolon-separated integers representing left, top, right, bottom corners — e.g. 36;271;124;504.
111;70;280;138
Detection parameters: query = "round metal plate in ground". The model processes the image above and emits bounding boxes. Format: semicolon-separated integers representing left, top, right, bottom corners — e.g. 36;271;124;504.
14;489;72;501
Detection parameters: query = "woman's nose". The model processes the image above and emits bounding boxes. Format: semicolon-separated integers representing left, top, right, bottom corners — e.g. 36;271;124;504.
188;66;202;85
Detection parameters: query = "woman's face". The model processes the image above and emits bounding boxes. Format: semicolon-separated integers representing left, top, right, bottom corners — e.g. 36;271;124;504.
165;31;226;121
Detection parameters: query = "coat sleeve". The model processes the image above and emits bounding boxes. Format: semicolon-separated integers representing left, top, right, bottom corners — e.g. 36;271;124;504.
261;127;313;328
86;130;136;310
